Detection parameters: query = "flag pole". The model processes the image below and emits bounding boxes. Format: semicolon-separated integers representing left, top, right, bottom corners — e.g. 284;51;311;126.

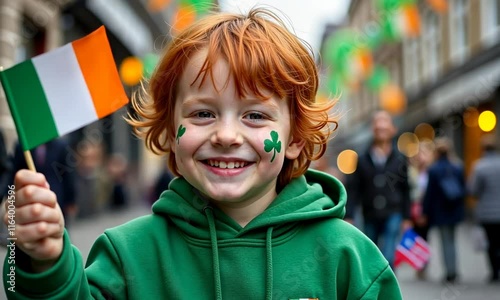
24;151;37;172
0;66;36;172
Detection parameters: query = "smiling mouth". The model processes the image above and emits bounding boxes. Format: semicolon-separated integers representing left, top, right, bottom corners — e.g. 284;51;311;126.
203;160;251;169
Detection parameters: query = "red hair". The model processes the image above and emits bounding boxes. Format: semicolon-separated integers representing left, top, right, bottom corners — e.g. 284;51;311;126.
128;7;337;189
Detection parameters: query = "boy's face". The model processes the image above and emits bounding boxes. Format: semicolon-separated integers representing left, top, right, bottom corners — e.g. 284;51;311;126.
171;51;303;209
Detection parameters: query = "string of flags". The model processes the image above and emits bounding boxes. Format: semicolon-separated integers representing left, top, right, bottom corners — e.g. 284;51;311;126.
321;0;448;115
119;0;214;86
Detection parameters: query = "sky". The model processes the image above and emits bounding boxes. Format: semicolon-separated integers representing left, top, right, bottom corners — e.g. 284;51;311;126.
218;0;351;55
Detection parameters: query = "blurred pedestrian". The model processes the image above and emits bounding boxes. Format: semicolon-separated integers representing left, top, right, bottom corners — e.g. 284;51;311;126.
468;134;500;283
151;163;174;206
74;140;112;218
408;140;434;279
106;153;129;209
422;137;465;284
346;110;412;268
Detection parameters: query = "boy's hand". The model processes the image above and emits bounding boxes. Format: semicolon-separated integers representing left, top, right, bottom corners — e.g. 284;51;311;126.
4;170;65;271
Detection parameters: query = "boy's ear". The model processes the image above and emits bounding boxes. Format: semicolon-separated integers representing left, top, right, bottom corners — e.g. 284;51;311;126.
285;136;305;160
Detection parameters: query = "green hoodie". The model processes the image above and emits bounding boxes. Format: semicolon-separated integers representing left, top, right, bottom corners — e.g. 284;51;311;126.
4;169;402;299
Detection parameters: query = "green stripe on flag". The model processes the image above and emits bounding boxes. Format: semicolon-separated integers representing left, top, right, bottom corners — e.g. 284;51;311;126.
0;60;58;150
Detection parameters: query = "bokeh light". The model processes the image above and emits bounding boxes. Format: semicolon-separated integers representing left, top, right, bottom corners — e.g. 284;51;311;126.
478;110;496;132
147;0;172;12
142;53;160;79
414;123;434;141
172;5;196;34
119;56;143;86
426;0;448;13
379;84;406;115
397;132;420;157
337;149;358;174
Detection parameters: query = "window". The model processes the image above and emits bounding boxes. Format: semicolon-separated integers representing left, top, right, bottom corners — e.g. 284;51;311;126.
16;17;46;63
403;38;420;90
450;0;469;63
481;0;500;46
421;8;441;82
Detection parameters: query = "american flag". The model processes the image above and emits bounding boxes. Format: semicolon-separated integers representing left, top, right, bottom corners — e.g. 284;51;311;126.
394;228;430;270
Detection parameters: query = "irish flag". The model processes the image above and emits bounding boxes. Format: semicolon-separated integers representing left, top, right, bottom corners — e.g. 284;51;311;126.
0;26;128;151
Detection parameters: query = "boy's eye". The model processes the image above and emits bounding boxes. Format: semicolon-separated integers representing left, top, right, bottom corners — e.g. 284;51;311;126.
195;111;215;118
244;112;265;120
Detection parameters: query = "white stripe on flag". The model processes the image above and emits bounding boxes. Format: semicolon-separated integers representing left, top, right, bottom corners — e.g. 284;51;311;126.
397;245;424;269
32;44;98;136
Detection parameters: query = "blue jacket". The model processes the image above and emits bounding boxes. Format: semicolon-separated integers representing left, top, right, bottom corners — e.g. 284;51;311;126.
423;156;465;226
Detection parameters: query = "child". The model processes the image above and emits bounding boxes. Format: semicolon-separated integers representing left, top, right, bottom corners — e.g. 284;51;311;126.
4;8;402;299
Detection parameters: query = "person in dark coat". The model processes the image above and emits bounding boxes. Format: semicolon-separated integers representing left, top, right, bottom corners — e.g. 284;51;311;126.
346;110;412;268
468;134;500;283
422;137;465;283
9;138;77;227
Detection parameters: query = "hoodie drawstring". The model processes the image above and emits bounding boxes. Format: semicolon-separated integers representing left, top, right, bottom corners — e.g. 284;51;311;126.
203;206;274;300
265;227;274;300
204;206;223;300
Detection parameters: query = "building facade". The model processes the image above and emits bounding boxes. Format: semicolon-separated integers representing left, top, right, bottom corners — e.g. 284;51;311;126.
0;0;181;201
323;0;500;184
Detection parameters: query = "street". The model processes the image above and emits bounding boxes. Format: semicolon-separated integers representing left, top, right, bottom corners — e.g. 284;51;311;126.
1;205;499;299
397;224;500;300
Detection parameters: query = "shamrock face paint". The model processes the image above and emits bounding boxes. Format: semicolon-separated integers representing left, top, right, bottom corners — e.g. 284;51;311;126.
176;124;186;144
264;130;282;162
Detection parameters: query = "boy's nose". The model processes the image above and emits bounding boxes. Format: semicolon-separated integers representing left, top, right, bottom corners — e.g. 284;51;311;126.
211;122;243;148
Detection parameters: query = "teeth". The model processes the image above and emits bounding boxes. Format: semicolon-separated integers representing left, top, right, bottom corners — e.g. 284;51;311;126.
207;160;247;169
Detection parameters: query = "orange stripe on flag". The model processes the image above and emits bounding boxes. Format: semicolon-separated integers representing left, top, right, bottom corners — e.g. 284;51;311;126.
72;26;129;118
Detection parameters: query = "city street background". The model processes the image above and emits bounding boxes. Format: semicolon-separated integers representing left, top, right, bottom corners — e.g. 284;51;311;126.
1;0;500;299
1;204;499;300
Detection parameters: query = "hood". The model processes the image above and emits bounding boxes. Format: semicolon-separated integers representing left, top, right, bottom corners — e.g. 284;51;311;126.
152;168;346;240
152;169;346;300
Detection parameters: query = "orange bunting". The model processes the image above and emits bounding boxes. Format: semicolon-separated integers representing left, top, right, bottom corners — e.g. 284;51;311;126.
402;4;421;37
172;6;197;34
426;0;448;13
148;0;172;13
379;84;406;115
353;48;374;78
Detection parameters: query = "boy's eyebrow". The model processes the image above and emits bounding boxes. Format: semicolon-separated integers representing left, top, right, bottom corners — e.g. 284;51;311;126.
181;97;283;113
241;98;281;113
181;97;214;107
